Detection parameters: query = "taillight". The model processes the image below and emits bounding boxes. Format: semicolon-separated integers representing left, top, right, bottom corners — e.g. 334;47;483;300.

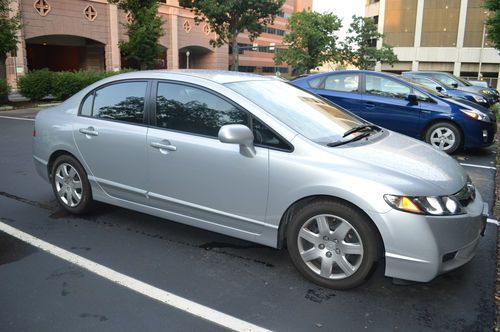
33;128;36;137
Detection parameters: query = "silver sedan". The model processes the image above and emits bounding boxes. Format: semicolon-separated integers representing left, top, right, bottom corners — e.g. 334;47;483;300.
33;71;488;289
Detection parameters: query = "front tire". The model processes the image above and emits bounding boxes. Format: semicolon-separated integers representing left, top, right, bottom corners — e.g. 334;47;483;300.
425;122;462;154
51;155;93;214
286;200;381;290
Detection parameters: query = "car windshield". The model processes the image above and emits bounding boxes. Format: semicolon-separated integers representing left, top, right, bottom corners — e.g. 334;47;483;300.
399;76;448;97
226;80;367;144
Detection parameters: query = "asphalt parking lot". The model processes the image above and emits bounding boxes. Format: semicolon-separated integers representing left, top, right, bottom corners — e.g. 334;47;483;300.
0;108;498;331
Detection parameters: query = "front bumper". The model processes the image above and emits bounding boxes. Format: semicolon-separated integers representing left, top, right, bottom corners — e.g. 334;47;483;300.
369;191;487;282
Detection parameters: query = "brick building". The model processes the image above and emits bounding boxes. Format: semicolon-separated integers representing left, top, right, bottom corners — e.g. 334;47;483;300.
5;0;311;89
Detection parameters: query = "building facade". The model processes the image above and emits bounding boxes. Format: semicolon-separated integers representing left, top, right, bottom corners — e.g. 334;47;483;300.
365;0;500;89
231;0;312;75
5;0;309;89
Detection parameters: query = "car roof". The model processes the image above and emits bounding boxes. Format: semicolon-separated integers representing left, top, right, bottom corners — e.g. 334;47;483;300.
104;70;278;84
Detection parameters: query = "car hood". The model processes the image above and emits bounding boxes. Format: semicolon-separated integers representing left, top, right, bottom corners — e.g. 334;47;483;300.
329;131;467;196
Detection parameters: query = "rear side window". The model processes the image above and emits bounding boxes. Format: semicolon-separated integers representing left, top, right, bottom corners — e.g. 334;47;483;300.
155;82;249;137
88;82;147;124
324;74;359;92
308;77;323;89
80;93;93;116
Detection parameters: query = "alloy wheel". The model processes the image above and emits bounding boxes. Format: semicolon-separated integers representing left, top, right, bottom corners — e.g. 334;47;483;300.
54;163;83;207
297;214;364;280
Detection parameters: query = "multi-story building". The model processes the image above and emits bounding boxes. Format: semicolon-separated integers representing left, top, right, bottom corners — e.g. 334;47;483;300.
5;0;310;89
230;0;312;76
365;0;500;89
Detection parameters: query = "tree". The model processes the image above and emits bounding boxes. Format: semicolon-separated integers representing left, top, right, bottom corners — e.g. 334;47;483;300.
179;0;285;71
0;0;21;81
484;0;500;51
340;15;398;70
108;0;164;70
274;11;341;74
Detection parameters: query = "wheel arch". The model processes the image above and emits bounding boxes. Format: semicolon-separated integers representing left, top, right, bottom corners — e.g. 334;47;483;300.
47;150;82;179
420;118;465;147
277;195;385;256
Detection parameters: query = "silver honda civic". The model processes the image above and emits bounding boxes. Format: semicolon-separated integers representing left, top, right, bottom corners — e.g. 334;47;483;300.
33;71;488;289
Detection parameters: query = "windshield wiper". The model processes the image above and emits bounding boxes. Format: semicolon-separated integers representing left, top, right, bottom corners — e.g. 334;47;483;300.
327;132;372;147
342;124;381;138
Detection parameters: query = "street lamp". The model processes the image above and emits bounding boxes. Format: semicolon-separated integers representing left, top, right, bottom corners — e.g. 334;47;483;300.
478;11;490;80
186;50;191;69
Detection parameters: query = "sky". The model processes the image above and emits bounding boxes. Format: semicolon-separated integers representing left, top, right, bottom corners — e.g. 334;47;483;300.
313;0;366;41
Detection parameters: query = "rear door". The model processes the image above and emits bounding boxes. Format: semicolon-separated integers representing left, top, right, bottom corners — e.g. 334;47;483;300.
360;74;422;137
311;73;364;114
73;80;149;203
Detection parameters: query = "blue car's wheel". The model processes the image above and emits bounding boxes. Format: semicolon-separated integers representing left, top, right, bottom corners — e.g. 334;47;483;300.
425;122;461;154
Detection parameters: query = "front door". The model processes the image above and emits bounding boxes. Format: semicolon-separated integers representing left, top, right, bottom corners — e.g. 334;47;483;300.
146;81;269;234
73;80;149;203
361;74;422;138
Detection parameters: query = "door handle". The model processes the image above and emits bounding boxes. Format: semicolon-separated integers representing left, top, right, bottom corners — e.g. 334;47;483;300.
151;141;177;152
79;127;98;137
364;102;376;108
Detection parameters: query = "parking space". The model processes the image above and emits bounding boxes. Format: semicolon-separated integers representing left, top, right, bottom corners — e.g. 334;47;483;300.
0;111;497;331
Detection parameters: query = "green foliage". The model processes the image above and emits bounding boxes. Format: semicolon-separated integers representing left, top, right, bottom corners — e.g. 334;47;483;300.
484;0;500;51
0;79;9;104
18;69;55;101
109;0;164;69
19;69;130;101
179;0;285;70
0;0;20;59
340;16;398;70
0;0;21;80
274;11;342;74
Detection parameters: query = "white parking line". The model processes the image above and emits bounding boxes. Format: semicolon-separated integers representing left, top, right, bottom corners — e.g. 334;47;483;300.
0;115;35;121
0;221;271;332
487;218;500;226
459;163;496;171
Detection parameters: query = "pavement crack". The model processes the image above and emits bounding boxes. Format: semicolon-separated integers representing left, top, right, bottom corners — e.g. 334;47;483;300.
0;191;51;210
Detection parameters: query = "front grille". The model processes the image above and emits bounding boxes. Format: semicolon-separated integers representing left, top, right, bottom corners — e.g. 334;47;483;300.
453;182;476;207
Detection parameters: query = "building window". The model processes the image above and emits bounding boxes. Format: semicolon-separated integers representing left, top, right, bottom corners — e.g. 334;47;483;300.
262;67;289;74
84;5;97;22
183;20;192;33
34;0;51;17
238;66;256;73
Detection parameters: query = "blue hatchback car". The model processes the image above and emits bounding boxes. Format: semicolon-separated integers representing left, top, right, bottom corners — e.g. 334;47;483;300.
292;70;496;154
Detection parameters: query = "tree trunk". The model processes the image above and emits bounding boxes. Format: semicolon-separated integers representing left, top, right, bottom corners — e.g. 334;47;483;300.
230;37;239;71
0;55;7;82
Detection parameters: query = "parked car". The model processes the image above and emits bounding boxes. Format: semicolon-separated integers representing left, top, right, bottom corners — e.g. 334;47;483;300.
292;70;496;154
34;71;487;289
401;73;489;108
402;71;500;106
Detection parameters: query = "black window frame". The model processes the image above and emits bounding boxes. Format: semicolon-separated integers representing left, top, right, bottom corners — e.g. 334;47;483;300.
78;79;152;127
151;79;294;153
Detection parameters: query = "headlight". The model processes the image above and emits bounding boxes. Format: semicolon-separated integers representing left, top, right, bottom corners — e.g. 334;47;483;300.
460;109;489;121
472;95;487;103
384;195;465;215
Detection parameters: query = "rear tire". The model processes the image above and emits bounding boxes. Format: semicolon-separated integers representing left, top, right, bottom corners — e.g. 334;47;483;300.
424;122;462;154
286;199;381;290
51;155;93;215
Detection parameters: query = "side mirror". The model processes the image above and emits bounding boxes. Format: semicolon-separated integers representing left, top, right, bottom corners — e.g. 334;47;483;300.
218;124;256;158
436;86;443;92
452;83;458;88
407;94;418;104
